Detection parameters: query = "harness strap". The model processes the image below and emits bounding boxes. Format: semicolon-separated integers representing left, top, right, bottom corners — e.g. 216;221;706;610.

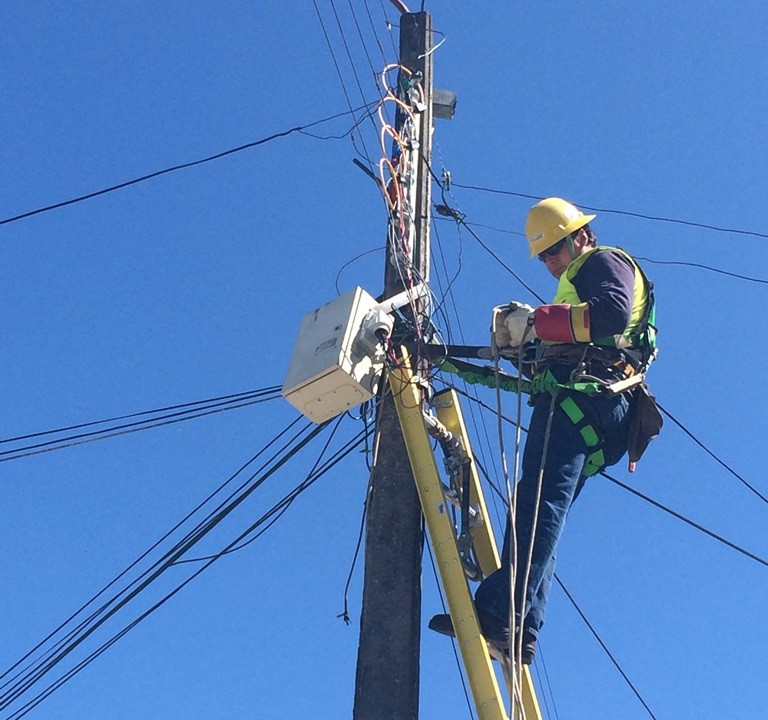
558;395;606;477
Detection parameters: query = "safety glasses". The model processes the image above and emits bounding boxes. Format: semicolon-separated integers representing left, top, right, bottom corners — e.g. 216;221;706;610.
537;236;568;262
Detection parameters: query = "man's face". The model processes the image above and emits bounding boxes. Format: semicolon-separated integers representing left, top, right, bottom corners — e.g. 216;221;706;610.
539;229;591;279
541;240;572;279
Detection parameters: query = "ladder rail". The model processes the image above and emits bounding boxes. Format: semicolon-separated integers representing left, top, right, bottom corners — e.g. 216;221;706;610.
434;387;543;720
388;357;543;720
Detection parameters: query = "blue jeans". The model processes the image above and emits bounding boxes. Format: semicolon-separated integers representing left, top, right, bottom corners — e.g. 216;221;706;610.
474;388;631;639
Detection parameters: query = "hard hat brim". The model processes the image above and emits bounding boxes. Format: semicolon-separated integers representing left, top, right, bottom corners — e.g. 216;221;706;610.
527;213;596;258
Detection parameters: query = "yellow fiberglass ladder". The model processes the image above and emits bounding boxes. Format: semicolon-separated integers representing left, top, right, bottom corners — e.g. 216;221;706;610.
388;353;543;720
281;289;542;719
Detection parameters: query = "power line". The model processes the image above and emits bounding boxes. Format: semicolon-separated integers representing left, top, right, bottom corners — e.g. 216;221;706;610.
554;575;658;720
657;402;768;505
0;416;306;694
0;105;375;229
5;424;369;719
434;204;545;303
0;386;280;446
452;182;768;240
448;384;768;570
312;0;380;167
174;414;347;563
603;471;768;570
0;388;283;463
634;256;768;285
0;418;324;710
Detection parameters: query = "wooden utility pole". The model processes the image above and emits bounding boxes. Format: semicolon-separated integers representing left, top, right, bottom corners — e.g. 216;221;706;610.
353;12;434;720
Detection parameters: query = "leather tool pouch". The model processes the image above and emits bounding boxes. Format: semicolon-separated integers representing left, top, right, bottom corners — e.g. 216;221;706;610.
627;384;663;465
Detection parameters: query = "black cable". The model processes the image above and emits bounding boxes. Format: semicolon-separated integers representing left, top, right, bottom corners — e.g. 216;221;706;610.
0;390;281;463
335;245;385;294
175;415;347;563
0;418;317;703
0;415;306;690
0;387;280;446
634;256;768;285
533;658;553;720
436;213;768;288
657;402;768;505
361;0;391;66
6;426;368;720
337;484;370;625
0;418;329;711
452;182;768;240
449;384;768;570
602;471;768;569
423;160;545;305
554;575;658;720
345;0;383;88
0;105;374;228
328;0;382;142
535;641;561;720
312;0;378;167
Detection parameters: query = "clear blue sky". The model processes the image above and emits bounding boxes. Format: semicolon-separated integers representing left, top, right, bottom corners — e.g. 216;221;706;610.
2;2;767;718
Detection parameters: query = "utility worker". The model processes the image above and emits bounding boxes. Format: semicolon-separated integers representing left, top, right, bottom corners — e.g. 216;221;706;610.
431;197;659;665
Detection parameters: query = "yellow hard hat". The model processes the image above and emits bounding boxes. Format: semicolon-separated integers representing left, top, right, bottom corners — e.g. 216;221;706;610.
525;197;596;258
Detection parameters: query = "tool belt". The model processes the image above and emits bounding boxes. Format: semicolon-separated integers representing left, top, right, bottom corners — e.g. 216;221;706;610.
539;343;639;384
535;344;655;476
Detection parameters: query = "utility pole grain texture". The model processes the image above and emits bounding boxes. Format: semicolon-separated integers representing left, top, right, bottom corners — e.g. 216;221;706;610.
353;12;433;720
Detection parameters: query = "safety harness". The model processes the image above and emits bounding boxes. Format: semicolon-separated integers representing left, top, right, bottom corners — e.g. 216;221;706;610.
438;258;660;477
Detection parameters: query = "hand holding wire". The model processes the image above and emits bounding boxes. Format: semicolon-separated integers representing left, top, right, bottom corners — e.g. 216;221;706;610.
492;302;537;348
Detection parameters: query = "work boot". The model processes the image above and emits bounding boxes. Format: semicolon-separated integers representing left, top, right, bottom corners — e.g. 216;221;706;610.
429;612;536;665
520;631;537;665
428;609;509;649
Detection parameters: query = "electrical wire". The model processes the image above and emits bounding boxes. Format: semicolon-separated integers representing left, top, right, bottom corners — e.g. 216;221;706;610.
312;0;380;167
534;641;561;720
362;0;394;63
0;387;280;447
657;402;768;505
438;213;768;289
0;105;375;229
0;415;305;690
0;418;335;713
554;575;658;720
337;400;384;625
634;255;768;284
452;182;768;240
4;423;369;720
328;0;384;145
430;188;544;303
174;414;347;563
0;388;282;463
335;245;385;294
602;471;768;569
